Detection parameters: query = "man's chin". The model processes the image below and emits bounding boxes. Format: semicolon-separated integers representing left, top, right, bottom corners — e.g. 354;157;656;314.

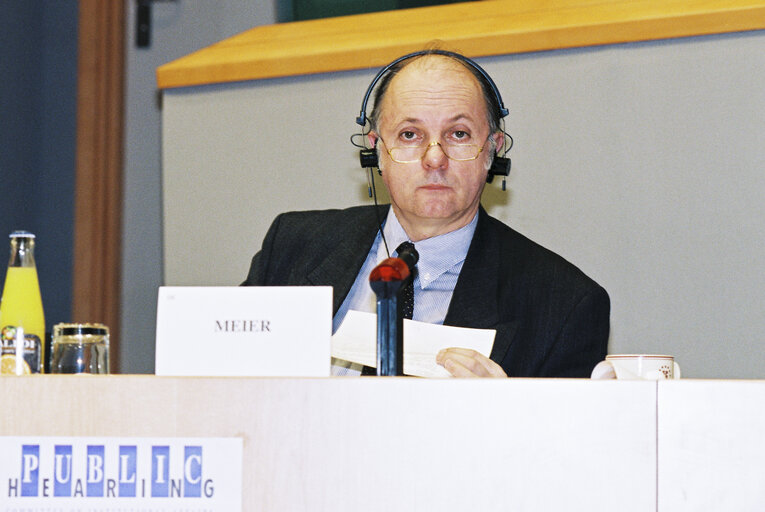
413;202;457;220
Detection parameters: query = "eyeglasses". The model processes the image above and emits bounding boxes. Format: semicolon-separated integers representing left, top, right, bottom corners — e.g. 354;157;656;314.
378;136;489;164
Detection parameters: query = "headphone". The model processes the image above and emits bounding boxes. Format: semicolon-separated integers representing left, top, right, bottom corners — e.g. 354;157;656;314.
354;50;512;187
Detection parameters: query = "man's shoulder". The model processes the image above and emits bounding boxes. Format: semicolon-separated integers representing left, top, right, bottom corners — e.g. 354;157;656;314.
268;204;387;242
274;204;383;224
479;210;603;291
246;204;386;286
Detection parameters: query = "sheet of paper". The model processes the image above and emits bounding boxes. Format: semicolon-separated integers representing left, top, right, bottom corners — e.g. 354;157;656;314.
331;310;496;377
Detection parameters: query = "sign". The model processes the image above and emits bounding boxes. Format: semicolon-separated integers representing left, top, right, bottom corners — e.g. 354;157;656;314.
155;286;332;377
0;436;242;511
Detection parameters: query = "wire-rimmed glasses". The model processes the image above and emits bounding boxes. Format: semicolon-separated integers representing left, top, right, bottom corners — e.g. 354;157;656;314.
379;136;489;163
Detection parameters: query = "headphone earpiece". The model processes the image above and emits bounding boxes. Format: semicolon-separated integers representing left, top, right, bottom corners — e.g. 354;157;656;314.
486;156;511;184
360;148;378;169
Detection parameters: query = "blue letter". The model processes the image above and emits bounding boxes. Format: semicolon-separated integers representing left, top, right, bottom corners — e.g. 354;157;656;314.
21;445;39;497
184;446;202;497
86;445;105;497
151;446;170;497
54;445;72;497
119;445;137;497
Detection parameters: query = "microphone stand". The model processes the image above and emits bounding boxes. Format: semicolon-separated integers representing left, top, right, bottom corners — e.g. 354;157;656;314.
369;246;418;376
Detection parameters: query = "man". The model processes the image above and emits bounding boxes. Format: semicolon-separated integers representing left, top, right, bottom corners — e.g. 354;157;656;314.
244;50;609;378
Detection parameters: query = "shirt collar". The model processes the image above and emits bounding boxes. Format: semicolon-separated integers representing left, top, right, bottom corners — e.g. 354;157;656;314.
381;208;478;289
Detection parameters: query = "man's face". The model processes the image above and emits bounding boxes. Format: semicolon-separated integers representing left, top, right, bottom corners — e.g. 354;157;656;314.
370;56;500;240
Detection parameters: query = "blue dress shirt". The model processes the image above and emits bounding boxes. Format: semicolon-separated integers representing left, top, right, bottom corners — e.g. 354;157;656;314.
331;208;478;375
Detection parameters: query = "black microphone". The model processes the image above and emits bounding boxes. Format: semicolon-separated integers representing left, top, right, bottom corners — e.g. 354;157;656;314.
395;241;419;276
369;242;419;376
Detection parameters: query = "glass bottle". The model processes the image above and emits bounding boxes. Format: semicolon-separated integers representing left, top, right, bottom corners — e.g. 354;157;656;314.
0;231;46;374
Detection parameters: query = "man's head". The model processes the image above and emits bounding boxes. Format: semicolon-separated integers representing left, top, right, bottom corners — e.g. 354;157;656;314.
367;53;505;241
368;52;504;136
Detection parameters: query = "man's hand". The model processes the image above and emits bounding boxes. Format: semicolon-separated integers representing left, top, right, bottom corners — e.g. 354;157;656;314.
436;348;507;378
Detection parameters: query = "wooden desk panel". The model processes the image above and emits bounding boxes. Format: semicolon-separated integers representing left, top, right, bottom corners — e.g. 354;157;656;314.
0;376;656;511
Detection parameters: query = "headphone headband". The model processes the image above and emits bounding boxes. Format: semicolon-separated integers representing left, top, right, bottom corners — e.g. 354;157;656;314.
355;49;512;190
355;50;509;127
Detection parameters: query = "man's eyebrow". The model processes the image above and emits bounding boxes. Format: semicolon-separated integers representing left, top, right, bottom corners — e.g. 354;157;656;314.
447;114;477;123
393;113;477;126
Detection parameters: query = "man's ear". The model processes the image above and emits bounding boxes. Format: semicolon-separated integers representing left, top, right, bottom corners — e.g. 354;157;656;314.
367;131;379;149
491;130;505;154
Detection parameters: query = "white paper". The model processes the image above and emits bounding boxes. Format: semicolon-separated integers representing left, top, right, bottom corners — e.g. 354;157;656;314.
331;310;496;377
156;286;332;377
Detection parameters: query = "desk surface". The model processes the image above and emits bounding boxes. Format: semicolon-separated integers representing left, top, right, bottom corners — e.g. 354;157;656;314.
2;376;763;511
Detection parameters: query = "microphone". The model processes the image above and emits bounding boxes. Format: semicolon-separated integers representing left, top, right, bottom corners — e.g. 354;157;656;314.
369;243;419;376
370;242;418;283
395;241;419;274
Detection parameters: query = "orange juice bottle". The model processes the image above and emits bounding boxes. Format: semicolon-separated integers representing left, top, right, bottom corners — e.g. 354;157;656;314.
0;231;45;374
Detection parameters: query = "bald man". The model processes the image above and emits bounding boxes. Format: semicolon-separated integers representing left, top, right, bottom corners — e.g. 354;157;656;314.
244;50;610;378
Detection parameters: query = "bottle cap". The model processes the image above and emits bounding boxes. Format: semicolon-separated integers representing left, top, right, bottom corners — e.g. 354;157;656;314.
9;231;35;239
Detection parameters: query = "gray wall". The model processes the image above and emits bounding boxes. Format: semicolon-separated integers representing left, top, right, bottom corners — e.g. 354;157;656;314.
162;30;765;379
122;1;276;373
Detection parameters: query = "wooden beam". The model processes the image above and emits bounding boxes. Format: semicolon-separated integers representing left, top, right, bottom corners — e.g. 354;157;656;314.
157;0;765;89
72;0;125;372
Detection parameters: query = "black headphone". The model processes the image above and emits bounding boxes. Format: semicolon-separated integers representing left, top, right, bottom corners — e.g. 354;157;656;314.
354;49;512;186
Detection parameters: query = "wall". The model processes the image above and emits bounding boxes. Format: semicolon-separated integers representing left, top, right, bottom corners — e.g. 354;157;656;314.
162;30;765;378
122;0;277;373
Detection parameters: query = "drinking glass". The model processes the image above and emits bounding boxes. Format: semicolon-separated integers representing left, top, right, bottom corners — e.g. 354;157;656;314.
51;323;109;374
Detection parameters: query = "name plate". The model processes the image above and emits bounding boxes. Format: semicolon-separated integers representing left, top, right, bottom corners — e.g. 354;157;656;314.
155;286;332;376
0;436;242;510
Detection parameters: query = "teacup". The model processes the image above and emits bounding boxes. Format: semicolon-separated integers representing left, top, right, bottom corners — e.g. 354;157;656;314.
591;354;681;380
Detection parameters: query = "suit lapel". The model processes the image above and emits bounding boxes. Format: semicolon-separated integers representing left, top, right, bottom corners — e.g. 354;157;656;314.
308;205;518;362
307;205;389;315
444;207;517;363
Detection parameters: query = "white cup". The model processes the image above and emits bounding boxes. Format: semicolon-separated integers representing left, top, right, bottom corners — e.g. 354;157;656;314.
591;354;681;380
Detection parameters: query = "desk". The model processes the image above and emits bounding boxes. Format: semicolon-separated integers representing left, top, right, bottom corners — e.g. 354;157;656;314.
2;377;763;510
658;380;765;509
0;376;655;510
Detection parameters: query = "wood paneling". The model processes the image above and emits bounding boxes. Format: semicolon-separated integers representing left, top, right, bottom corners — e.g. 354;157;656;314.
157;0;765;88
72;0;125;372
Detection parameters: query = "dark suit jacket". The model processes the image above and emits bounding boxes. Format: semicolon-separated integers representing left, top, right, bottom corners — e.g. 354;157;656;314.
244;204;609;377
